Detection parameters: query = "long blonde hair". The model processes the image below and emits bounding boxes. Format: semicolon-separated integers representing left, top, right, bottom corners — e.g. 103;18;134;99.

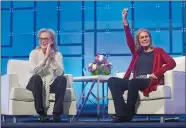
36;28;58;52
135;28;153;52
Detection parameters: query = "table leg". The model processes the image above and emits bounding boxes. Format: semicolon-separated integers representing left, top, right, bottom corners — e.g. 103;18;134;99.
77;81;88;110
97;79;100;121
102;82;105;118
75;80;96;120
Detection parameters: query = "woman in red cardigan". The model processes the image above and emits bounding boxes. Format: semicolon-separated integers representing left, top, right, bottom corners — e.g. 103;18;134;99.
108;8;176;123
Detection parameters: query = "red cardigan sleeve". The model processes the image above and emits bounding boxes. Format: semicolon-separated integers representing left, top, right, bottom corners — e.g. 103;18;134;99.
124;25;136;55
154;48;176;78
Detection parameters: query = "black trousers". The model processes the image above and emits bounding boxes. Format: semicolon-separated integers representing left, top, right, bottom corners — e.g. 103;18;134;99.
108;77;150;117
26;74;67;115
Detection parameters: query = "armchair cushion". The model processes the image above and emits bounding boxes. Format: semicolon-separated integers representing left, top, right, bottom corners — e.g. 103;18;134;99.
10;87;76;102
108;85;171;101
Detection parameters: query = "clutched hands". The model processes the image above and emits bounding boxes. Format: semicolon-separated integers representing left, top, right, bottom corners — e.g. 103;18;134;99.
45;42;53;57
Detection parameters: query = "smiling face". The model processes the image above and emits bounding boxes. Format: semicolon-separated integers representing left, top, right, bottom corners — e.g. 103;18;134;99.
138;31;151;48
135;29;153;51
37;28;58;52
39;32;53;49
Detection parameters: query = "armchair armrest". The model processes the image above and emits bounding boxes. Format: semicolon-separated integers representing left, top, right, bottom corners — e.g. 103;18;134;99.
164;70;174;94
172;71;186;114
115;72;133;80
64;74;73;88
1;73;20;114
1;73;20;91
115;72;126;78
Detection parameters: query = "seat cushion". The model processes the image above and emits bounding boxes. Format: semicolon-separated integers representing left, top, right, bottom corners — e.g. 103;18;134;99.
10;87;76;102
108;85;171;101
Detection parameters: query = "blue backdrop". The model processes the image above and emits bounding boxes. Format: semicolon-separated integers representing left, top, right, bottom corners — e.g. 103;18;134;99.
1;1;186;104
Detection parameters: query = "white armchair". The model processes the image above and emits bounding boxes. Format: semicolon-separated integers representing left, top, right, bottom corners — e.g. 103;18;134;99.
108;56;185;122
1;59;77;122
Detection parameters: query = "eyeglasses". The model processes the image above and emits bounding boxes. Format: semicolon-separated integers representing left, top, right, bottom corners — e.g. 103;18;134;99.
39;37;50;41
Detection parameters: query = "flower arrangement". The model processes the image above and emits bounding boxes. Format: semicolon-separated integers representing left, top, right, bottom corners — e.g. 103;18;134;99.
88;53;112;75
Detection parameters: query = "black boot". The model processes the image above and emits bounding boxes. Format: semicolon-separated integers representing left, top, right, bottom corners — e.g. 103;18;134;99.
111;116;131;123
39;112;50;122
111;107;135;123
53;113;61;123
40;115;50;122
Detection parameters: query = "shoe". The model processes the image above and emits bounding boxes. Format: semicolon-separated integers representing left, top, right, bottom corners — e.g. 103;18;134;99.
53;117;61;123
111;116;131;123
40;115;50;122
53;114;61;123
111;117;127;123
38;111;50;122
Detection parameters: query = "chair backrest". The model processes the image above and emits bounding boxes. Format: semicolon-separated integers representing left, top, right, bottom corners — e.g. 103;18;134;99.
7;59;31;88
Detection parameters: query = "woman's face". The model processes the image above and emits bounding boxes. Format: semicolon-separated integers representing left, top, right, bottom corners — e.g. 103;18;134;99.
138;31;151;48
39;32;53;49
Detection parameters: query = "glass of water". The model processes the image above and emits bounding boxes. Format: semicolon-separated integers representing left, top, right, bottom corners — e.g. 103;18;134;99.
83;68;88;76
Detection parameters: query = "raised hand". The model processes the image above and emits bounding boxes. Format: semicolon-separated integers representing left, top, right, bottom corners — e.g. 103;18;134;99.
122;8;129;20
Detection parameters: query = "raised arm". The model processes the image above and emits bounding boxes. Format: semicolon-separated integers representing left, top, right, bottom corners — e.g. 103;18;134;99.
122;8;136;55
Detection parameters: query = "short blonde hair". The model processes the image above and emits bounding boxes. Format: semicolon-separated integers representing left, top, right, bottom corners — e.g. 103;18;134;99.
36;28;58;52
135;28;153;52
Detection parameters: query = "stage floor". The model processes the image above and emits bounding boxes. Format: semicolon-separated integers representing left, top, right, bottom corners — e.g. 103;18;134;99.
1;112;186;128
2;121;186;128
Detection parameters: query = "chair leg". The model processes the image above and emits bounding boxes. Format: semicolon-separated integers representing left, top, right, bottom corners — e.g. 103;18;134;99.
13;117;17;123
147;116;151;121
2;115;6;122
160;115;165;123
68;115;72;123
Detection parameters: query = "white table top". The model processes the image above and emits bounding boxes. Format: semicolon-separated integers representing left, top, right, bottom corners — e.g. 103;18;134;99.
73;75;112;82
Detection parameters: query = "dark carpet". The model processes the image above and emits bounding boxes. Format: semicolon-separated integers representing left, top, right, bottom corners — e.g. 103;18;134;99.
1;107;186;128
2;121;186;128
